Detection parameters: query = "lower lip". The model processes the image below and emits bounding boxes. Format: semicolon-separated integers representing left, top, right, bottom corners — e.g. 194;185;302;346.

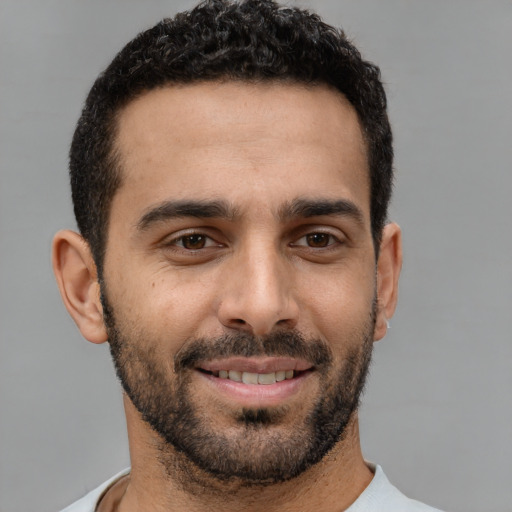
198;371;312;407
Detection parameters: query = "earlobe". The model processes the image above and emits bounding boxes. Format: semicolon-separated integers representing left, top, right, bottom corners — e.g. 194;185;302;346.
52;230;108;344
374;223;402;341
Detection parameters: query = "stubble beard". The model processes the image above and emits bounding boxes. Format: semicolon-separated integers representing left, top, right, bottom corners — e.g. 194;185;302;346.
102;291;375;488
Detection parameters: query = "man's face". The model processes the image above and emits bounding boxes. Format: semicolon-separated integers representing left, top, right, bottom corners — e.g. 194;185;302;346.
102;82;378;483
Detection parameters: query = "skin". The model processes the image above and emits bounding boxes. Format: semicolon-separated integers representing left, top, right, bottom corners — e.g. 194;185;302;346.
53;81;402;512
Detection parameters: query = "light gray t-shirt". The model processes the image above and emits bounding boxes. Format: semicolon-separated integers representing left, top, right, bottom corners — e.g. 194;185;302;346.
60;464;443;511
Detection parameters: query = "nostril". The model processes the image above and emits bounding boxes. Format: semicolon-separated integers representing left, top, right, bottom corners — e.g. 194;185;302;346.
233;319;246;325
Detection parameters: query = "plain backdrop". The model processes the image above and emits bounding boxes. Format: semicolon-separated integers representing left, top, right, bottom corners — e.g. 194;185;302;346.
1;1;511;511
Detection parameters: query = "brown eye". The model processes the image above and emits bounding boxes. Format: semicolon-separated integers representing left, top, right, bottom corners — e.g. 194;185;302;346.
180;234;207;250
306;233;332;248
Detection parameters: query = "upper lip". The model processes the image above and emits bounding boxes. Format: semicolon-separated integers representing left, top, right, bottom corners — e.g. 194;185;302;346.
197;357;314;374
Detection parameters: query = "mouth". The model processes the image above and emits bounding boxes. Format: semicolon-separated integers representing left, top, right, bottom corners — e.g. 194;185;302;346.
199;368;307;384
195;357;314;407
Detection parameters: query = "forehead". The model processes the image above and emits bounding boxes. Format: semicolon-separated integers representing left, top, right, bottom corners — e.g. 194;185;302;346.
112;81;369;222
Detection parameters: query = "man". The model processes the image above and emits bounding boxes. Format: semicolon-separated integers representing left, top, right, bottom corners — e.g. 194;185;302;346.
52;0;442;510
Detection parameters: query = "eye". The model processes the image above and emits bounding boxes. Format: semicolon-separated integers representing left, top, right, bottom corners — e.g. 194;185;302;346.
305;233;334;248
293;232;340;248
158;230;226;265
174;234;216;250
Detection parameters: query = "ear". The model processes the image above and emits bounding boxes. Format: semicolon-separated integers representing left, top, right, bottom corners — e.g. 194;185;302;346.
374;222;402;341
52;230;108;344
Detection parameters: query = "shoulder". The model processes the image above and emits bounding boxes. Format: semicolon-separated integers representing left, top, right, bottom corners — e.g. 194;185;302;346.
59;469;130;512
347;464;444;512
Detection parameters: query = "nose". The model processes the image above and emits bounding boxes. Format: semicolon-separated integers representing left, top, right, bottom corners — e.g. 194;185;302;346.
217;243;299;336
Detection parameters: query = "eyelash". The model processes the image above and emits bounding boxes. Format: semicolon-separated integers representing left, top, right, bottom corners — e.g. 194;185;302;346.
166;233;222;251
164;230;342;252
292;232;341;249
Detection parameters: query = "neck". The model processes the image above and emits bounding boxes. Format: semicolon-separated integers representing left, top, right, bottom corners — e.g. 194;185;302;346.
107;396;373;512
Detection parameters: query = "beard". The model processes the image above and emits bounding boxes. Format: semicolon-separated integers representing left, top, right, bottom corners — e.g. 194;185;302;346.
102;291;375;486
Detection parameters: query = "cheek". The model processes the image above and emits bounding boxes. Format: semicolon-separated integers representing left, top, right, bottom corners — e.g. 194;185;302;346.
110;267;217;346
296;264;376;343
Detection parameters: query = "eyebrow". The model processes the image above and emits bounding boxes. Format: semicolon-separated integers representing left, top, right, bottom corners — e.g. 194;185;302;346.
136;197;365;231
279;198;365;225
137;199;237;231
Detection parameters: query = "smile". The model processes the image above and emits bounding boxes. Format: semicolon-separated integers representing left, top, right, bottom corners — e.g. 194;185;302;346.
195;357;315;406
202;369;300;384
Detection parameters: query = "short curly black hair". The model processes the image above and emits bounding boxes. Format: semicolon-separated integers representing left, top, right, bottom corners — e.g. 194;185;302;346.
70;0;393;275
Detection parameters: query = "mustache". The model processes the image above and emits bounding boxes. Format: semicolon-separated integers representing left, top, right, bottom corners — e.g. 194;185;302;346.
174;330;333;372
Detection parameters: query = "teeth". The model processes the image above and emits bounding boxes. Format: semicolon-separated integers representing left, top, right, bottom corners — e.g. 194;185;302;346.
228;370;242;382
216;370;296;384
258;372;276;384
242;372;259;384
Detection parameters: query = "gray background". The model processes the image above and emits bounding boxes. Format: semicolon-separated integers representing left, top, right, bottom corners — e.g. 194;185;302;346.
1;1;511;511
